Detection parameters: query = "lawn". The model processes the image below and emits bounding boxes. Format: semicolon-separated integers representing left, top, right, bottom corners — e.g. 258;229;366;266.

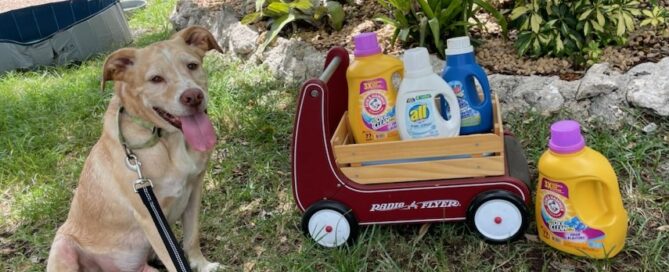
1;1;667;271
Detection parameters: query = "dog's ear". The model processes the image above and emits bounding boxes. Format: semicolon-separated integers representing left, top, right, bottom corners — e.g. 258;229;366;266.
173;26;223;55
100;48;137;92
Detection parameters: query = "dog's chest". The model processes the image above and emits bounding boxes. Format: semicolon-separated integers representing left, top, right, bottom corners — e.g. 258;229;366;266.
152;141;208;222
157;174;194;222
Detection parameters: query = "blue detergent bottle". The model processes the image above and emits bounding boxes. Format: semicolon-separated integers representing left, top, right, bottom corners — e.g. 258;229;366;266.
440;36;493;135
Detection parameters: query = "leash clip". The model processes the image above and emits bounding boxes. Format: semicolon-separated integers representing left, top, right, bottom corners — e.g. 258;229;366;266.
125;154;144;178
126;153;153;192
133;178;154;192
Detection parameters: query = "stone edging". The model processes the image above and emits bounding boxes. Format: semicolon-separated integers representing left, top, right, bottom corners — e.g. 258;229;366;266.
170;0;668;128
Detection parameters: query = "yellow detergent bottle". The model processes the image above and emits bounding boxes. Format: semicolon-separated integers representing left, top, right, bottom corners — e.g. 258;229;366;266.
536;120;628;258
347;32;403;143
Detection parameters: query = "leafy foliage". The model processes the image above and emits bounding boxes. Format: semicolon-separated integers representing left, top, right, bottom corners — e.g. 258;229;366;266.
510;0;644;60
640;6;669;28
242;0;346;52
374;0;507;58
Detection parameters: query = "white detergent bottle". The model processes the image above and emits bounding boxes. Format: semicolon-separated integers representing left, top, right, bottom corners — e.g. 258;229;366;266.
397;47;461;140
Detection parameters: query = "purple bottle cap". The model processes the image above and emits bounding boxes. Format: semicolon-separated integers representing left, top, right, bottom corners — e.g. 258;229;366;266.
549;120;585;154
353;32;382;57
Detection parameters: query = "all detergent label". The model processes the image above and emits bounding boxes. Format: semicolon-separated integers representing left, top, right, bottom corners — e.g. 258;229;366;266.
538;178;606;251
404;93;438;138
449;81;481;127
360;78;397;137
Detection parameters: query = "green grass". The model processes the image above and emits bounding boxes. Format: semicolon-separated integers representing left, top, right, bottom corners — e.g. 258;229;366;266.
1;0;668;271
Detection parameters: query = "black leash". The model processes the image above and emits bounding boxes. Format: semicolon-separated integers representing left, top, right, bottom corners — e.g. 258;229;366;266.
126;152;192;272
118;107;191;272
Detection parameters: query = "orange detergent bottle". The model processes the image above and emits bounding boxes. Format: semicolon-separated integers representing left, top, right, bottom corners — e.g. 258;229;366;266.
347;32;403;143
536;120;628;258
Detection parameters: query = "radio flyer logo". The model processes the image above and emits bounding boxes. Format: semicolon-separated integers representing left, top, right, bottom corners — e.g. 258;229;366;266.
370;199;461;212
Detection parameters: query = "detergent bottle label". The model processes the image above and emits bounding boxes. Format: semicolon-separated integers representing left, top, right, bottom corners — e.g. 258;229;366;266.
360;78;397;139
404;93;438;138
539;178;606;251
449;81;480;127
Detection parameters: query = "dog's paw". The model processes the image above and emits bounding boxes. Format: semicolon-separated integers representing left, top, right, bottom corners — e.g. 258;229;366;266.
191;260;221;272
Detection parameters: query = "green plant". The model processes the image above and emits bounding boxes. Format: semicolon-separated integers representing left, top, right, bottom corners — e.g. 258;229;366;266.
583;40;604;65
510;0;641;59
641;6;669;28
242;0;345;52
375;0;507;58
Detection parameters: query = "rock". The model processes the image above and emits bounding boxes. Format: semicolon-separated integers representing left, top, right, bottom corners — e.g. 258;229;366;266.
588;91;626;127
626;80;669;116
642;123;658;133
552;77;581;101
488;74;522;100
170;1;240;53
576;63;620;100
429;54;445;75
228;23;259;56
522;79;565;114
625;58;669;116
626;61;656;77
516;76;567;114
261;38;326;83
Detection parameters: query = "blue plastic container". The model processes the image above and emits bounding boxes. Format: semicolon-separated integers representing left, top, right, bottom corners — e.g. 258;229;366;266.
440;36;493;135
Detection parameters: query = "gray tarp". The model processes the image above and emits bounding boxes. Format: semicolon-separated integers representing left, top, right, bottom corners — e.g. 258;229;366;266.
0;3;131;73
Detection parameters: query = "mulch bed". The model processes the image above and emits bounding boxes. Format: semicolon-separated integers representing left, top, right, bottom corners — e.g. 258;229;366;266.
167;0;669;80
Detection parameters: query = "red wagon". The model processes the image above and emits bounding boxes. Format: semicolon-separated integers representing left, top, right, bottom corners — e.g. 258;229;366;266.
291;47;532;247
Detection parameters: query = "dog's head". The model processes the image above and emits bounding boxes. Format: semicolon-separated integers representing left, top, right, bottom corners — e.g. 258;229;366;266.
101;26;223;152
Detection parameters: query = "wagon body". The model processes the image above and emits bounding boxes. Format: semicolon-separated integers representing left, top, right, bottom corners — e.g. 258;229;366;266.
291;48;531;245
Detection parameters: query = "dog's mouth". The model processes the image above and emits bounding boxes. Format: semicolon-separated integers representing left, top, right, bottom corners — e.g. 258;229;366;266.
154;107;182;129
152;107;216;152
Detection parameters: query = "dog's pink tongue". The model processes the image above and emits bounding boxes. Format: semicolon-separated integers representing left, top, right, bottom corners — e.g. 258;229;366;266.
180;112;216;152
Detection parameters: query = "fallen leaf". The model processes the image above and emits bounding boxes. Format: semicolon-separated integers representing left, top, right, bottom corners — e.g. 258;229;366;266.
414;223;431;243
238;199;261;213
254;246;266;256
657;225;669;231
243;261;256;272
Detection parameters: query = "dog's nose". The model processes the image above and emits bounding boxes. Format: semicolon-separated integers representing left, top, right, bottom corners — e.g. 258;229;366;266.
180;88;204;108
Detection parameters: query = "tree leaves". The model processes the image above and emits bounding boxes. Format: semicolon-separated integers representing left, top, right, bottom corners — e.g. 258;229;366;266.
375;0;505;58
242;0;347;52
258;13;296;53
326;1;345;31
510;0;648;61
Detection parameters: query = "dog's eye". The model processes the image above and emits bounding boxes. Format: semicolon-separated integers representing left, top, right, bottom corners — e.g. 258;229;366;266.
150;76;164;83
187;63;198;70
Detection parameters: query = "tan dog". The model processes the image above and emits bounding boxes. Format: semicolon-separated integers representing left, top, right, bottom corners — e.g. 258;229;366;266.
47;26;222;272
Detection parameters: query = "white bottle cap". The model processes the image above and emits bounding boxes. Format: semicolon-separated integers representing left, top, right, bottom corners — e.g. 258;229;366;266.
445;36;474;56
403;47;433;78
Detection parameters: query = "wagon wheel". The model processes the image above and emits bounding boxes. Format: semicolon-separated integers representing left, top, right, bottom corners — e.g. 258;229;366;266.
301;200;359;248
466;191;529;244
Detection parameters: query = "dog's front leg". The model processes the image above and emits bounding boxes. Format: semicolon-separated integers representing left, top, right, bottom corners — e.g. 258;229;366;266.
182;172;220;271
133;209;180;272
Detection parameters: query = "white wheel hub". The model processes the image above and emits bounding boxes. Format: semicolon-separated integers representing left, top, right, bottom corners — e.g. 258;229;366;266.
307;209;351;247
474;199;523;241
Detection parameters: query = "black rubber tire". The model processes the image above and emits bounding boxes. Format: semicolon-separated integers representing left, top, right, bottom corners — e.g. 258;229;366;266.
466;190;529;244
301;200;359;248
